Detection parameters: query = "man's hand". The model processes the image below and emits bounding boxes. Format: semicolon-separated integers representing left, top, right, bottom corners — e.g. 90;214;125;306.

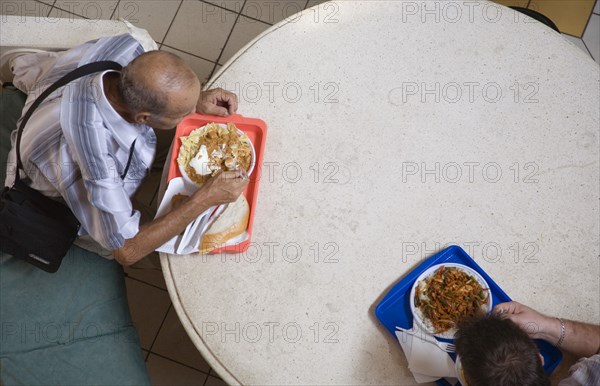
197;88;238;117
494;301;554;340
113;169;248;267
195;169;249;207
494;301;600;358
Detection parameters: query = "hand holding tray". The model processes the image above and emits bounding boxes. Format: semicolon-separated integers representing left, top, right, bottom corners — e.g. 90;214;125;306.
374;245;562;386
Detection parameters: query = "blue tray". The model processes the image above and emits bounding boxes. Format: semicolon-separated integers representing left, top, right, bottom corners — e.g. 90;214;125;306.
374;245;562;385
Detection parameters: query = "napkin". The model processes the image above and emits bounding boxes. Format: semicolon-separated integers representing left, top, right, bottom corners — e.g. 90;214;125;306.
154;177;217;254
395;330;457;383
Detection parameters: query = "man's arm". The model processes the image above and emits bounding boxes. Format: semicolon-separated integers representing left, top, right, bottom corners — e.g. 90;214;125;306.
494;301;600;358
113;169;248;266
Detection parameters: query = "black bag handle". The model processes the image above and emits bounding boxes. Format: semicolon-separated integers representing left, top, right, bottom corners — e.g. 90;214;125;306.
15;60;124;182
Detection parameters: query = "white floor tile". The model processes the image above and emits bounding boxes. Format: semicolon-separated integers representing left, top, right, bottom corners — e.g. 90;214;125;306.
146;354;209;385
583;13;600;62
242;0;306;24
125;277;171;350
220;15;270;64
163;0;237;62
594;0;599;15
152;307;211;372
112;0;181;43
0;0;53;18
161;45;216;84
205;0;244;13
53;0;118;20
562;34;592;57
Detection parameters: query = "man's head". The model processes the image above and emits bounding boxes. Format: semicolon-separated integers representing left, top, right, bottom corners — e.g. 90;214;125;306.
119;51;200;130
454;313;550;386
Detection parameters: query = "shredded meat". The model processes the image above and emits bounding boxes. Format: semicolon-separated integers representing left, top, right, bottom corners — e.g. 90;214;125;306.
415;266;489;334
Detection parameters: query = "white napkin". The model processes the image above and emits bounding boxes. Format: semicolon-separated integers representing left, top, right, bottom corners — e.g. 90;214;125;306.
155;177;251;255
154;177;213;254
395;330;457;383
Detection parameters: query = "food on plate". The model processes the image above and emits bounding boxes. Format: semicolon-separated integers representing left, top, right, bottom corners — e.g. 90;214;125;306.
177;123;253;185
414;266;489;334
199;194;249;253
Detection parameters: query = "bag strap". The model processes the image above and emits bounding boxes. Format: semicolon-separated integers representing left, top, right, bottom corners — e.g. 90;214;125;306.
121;138;136;180
15;60;123;182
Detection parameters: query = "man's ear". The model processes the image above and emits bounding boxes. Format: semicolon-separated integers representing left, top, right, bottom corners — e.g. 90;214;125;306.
133;112;152;124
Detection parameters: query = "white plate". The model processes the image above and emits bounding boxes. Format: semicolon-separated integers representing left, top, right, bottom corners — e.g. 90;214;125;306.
409;263;491;339
178;123;256;188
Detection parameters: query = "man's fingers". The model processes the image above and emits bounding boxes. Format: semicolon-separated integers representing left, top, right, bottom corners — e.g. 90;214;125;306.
224;92;238;114
215;92;238;115
203;103;230;117
221;169;247;181
494;301;517;315
201;88;239;115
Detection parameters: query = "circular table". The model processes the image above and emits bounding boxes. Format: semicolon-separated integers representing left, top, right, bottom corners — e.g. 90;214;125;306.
160;1;600;384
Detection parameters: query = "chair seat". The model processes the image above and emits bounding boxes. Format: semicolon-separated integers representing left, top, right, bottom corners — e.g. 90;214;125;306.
0;87;150;385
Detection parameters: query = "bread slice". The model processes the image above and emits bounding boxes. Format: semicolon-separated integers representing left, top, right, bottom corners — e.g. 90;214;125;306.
199;194;249;253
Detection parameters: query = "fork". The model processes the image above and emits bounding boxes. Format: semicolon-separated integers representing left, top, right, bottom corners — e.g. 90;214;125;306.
395;326;456;353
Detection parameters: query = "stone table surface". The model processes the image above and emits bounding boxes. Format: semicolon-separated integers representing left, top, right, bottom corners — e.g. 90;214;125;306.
160;1;600;384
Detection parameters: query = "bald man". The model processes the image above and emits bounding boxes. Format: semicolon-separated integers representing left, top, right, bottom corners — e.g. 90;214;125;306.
4;33;247;266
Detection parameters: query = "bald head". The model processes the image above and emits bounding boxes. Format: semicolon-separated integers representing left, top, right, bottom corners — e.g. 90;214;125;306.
120;51;200;118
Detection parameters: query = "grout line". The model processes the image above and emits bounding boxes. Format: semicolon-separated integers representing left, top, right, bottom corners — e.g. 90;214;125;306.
43;0;57;18
212;12;273;66
208;368;222;380
147;303;173;353
108;0;120;20
303;0;310;10
581;11;594;41
160;0;184;47
234;12;273;26
200;0;244;15
125;274;168;292
580;39;596;61
147;350;212;375
207;0;247;80
160;43;218;66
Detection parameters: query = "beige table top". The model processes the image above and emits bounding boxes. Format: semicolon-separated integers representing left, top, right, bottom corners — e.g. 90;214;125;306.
160;1;600;384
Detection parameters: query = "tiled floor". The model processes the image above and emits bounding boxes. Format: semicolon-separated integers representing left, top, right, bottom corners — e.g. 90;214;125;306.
1;1;599;385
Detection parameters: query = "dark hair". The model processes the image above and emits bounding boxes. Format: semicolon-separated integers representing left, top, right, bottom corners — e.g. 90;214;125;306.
454;313;550;386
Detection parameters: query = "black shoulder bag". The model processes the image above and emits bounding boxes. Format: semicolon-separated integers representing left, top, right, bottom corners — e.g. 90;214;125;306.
0;61;123;273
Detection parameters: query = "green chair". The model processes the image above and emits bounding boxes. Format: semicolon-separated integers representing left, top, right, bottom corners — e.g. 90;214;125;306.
0;87;150;385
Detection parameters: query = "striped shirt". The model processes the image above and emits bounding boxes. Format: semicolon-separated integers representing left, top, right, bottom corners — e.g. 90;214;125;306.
5;34;157;252
558;354;600;386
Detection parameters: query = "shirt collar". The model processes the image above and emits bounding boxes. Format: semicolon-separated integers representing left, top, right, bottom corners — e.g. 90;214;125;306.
95;70;149;148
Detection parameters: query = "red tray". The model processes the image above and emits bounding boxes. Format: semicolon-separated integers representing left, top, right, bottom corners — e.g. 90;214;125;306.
167;113;267;254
